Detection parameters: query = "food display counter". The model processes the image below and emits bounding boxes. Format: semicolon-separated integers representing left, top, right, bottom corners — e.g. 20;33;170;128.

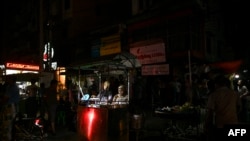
77;104;129;141
154;103;203;140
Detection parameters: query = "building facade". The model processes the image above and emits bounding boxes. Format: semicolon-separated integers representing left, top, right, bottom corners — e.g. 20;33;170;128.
1;0;245;77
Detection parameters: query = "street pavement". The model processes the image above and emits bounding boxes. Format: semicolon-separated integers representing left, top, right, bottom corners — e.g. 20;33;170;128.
46;125;78;141
44;113;205;141
46;116;175;141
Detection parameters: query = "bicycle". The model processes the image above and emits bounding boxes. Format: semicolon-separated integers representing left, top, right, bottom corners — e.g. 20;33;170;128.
12;113;47;141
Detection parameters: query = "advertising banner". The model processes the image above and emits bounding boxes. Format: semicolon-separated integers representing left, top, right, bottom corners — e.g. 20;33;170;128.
130;42;166;65
142;64;169;75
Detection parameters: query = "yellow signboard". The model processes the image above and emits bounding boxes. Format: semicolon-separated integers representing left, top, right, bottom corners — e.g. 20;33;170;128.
100;42;121;56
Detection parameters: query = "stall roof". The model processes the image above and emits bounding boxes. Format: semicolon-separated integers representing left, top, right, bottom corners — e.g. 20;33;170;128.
67;52;141;74
113;52;141;68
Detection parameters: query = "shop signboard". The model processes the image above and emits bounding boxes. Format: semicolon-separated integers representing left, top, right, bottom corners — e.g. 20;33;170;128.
100;34;121;56
130;42;166;65
43;42;54;62
141;64;169;75
100;41;121;56
6;62;39;71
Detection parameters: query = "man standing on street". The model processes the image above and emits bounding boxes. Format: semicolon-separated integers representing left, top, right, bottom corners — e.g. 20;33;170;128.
0;75;20;141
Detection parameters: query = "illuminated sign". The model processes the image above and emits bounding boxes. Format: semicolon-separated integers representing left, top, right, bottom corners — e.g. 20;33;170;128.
43;42;54;62
6;63;39;71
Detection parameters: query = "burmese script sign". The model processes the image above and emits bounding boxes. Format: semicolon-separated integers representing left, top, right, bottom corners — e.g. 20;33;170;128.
100;34;121;56
142;64;169;75
100;42;121;56
6;63;39;71
130;42;166;65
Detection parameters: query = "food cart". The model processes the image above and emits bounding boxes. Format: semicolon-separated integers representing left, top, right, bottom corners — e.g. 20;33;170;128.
70;52;140;141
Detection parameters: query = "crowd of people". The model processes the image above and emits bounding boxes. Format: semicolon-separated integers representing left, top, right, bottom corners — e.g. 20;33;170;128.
130;69;250;140
0;77;60;140
0;75;20;141
0;75;129;140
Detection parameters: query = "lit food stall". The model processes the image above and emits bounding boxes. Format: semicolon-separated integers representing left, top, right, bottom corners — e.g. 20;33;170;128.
72;52;140;141
0;62;41;115
2;62;41;95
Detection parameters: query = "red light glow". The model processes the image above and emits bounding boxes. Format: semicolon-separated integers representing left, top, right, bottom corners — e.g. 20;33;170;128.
35;119;39;125
78;107;108;141
87;109;95;138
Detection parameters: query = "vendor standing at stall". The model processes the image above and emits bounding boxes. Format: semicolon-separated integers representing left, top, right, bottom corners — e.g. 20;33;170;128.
97;80;113;105
112;85;128;105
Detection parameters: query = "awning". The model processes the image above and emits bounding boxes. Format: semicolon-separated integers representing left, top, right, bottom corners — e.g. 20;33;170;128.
68;52;141;74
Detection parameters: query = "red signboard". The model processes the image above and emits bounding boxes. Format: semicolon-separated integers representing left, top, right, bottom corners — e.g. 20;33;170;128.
142;64;169;75
6;63;39;71
130;42;166;65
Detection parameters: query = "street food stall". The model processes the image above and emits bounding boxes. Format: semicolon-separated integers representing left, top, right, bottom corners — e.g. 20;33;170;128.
76;70;130;141
154;102;204;140
68;52;140;141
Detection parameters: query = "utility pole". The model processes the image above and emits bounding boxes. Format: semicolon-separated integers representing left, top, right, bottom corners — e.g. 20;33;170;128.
39;0;44;73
